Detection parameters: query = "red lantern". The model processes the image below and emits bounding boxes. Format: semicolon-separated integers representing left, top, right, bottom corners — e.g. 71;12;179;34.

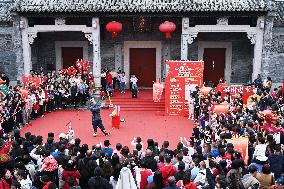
159;21;176;39
106;21;122;38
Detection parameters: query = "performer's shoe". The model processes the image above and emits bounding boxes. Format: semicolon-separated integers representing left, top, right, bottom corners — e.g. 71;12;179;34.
93;133;97;137
104;132;110;136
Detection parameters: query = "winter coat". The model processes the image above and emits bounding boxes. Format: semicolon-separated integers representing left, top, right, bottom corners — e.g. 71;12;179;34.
268;153;284;176
88;176;111;189
115;167;137;189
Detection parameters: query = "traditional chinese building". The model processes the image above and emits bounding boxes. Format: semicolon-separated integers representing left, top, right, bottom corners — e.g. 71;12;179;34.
0;0;283;87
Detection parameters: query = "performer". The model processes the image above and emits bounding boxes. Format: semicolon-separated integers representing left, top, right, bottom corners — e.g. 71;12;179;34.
90;99;109;137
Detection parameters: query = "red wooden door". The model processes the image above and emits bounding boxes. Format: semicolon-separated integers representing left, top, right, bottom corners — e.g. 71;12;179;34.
203;48;226;85
62;47;83;69
130;48;156;87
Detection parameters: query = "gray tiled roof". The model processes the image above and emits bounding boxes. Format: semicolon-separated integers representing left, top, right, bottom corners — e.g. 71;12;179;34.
15;0;274;13
0;3;13;22
0;0;280;23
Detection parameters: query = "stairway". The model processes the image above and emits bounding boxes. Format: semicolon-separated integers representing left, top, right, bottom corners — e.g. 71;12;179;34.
106;90;165;112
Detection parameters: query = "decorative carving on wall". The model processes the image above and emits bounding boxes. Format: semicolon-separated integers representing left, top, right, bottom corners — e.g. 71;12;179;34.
263;15;275;54
0;34;13;51
28;32;37;44
55;17;66;25
188;32;198;44
271;35;284;53
13;36;21;48
217;17;229;25
84;33;93;44
247;32;256;44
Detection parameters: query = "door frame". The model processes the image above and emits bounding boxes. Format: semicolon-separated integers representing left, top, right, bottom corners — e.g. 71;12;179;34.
124;41;162;87
198;41;232;83
55;41;89;71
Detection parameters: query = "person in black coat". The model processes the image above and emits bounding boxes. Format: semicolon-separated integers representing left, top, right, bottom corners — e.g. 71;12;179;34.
268;144;284;180
78;150;98;189
88;167;112;189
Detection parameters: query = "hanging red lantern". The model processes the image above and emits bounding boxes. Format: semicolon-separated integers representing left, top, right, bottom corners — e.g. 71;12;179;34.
106;21;123;38
159;21;176;39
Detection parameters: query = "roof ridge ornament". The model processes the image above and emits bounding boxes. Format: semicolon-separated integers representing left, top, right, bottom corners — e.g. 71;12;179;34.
55;17;66;25
217;17;229;25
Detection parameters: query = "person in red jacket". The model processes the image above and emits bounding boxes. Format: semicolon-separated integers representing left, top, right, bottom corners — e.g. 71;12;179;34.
106;71;113;87
160;156;177;186
134;160;152;189
62;161;80;189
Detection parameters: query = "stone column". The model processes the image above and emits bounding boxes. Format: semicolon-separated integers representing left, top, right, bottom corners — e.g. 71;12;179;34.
20;17;32;76
114;43;122;71
250;16;265;81
92;18;101;88
181;18;189;60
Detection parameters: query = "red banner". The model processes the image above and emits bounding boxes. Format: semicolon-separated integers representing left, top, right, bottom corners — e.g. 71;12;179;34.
153;82;164;102
227;137;249;164
22;76;43;89
165;61;204;116
216;84;254;104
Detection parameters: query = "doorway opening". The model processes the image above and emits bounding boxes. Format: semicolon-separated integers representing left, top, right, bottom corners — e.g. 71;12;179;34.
130;48;156;87
203;48;226;85
61;47;83;69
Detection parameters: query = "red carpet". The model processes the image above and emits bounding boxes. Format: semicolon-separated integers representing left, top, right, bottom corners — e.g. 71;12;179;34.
21;109;193;149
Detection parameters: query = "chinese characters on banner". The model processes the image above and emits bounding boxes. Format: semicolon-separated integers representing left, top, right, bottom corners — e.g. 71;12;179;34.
216;84;254;104
165;61;204;116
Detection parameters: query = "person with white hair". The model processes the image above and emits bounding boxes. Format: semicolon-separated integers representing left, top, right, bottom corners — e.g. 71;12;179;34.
90;99;109;137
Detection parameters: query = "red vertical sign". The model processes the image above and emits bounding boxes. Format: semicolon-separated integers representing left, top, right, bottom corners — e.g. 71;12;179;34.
165;61;204;116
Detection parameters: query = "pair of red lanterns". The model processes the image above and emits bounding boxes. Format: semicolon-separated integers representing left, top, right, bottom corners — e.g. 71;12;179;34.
106;21;176;39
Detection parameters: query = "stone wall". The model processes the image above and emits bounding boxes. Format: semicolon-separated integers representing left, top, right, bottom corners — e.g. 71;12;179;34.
263;26;284;83
262;10;284;84
0;20;23;82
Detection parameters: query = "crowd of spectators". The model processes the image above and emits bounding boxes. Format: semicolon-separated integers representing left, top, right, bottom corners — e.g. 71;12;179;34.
0;69;95;133
0;72;283;189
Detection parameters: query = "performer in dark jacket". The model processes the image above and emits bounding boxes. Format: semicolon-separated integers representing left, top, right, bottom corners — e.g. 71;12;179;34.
90;100;109;137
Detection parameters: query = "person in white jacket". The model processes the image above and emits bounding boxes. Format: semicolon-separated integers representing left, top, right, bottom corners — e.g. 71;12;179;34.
252;137;268;164
115;167;137;189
